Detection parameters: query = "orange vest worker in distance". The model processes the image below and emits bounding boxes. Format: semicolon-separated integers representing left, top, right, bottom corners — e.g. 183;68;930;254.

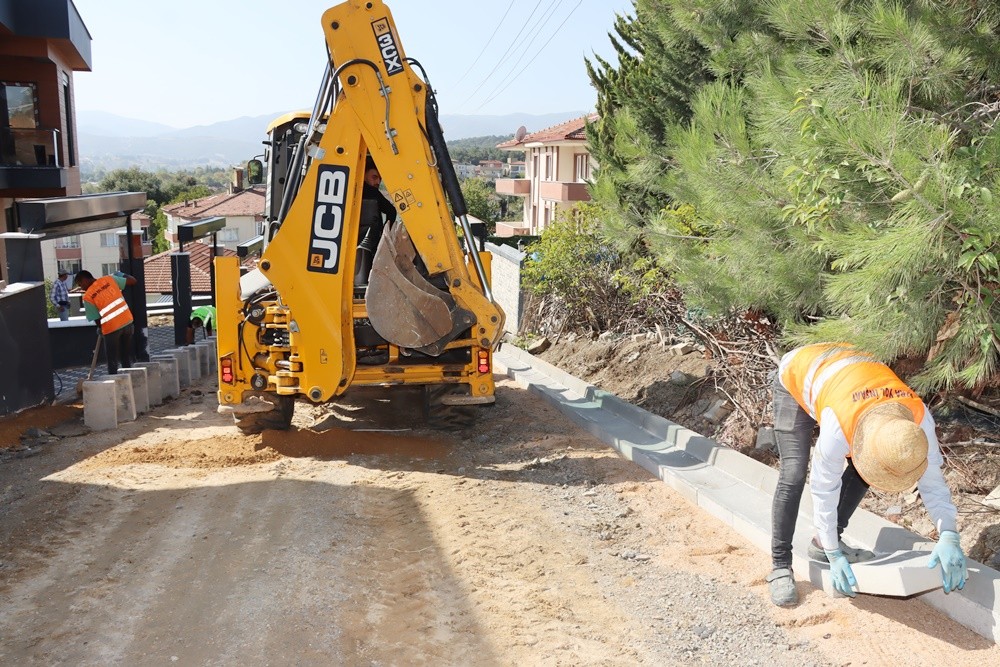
75;270;137;375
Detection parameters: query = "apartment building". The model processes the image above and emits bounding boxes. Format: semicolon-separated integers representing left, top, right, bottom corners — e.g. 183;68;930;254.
40;210;152;278
495;114;596;236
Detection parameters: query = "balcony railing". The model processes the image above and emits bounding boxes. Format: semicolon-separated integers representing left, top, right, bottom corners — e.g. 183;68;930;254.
538;180;591;203
1;127;61;167
496;178;531;196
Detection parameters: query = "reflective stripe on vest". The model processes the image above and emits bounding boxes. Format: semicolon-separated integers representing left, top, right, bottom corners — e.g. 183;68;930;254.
779;343;924;446
83;275;133;335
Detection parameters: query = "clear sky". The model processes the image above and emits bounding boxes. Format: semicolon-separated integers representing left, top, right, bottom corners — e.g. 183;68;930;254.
70;0;633;129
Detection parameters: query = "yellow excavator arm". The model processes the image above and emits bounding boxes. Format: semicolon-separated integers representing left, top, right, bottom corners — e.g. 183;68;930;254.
215;0;504;425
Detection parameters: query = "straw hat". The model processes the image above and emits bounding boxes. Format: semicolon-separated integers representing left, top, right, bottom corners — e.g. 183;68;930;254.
852;402;928;492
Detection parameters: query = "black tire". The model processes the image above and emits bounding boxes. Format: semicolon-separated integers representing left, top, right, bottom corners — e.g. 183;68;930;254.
234;394;295;435
422;384;476;430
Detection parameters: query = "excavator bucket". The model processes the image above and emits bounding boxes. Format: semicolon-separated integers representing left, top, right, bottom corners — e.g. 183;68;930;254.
366;222;469;354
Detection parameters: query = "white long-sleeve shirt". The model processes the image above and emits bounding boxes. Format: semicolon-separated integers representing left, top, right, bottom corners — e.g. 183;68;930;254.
810;405;958;551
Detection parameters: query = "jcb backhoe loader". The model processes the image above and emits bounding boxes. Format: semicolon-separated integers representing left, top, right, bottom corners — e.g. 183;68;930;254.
214;0;505;433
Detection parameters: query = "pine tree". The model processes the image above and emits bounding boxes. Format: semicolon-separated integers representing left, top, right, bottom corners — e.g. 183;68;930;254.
585;0;713;249
601;0;1000;390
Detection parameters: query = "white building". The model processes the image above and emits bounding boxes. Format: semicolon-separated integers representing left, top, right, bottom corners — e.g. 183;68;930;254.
495;114;596;236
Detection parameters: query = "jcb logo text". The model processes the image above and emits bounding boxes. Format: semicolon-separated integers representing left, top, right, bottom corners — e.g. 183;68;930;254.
372;18;403;76
308;165;349;273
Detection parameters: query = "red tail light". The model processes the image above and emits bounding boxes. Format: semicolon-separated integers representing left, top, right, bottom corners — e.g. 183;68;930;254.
220;356;235;384
477;349;490;374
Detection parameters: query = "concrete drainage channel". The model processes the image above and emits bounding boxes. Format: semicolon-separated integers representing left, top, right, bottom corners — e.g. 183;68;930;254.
494;344;1000;644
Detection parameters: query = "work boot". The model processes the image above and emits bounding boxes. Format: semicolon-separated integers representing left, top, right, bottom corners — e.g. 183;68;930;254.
808;537;875;564
766;568;798;607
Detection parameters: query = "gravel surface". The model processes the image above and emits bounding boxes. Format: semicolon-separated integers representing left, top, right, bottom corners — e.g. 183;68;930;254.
0;374;995;665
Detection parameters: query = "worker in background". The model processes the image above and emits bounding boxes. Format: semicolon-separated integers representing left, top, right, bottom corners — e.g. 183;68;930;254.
187;304;216;344
767;342;967;606
51;270;71;321
355;156;398;285
75;269;136;375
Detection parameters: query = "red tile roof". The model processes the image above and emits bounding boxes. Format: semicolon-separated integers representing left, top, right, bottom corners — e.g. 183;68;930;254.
162;185;266;220
497;114;598;149
143;241;246;294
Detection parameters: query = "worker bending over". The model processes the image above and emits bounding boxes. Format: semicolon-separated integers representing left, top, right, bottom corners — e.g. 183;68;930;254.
187;305;216;344
75;270;136;375
767;343;967;606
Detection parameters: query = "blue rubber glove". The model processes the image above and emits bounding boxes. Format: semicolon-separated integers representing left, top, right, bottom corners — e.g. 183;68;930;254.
826;549;858;597
927;530;967;593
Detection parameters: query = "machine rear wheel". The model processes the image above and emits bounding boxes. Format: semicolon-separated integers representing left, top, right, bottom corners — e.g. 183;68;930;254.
234;394;295;435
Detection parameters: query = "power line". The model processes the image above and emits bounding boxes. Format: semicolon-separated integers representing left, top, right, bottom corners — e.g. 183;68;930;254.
454;0;517;87
473;0;584;113
457;0;547;109
469;0;567;109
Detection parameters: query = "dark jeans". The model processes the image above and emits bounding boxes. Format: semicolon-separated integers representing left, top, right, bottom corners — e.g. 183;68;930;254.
104;322;134;375
770;378;870;570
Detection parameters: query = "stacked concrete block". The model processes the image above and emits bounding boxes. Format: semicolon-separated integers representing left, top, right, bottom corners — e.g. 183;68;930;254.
83;380;118;431
119;367;150;415
155;350;190;388
183;346;201;382
97;373;136;423
151;355;181;398
195;341;212;377
134;361;164;406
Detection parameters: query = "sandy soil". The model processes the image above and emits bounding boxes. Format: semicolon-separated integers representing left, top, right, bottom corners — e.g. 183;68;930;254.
0;375;997;665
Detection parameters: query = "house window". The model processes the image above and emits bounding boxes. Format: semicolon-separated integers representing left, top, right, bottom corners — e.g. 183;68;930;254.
1;82;38;129
544;154;552;181
100;232;119;247
57;259;81;276
219;227;240;242
141;227;151;243
56;235;80;249
0;82;42;166
574;154;590;182
61;71;76;167
101;262;120;276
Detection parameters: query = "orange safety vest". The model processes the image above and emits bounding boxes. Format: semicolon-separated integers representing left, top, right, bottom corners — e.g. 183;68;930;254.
83;275;133;335
778;343;924;448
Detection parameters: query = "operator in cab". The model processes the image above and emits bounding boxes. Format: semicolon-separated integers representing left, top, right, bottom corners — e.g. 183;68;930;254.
356;156;398;285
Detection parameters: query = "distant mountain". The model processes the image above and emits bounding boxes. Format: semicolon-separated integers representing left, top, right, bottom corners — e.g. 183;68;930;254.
76;110;588;172
77;110;178;138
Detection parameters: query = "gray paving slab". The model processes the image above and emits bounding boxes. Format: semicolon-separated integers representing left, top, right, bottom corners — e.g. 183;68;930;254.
495;344;1000;643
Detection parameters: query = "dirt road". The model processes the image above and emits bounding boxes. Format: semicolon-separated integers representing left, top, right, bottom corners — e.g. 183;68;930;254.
0;379;996;665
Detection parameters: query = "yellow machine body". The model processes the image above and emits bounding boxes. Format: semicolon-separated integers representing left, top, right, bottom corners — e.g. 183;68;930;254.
215;0;504;425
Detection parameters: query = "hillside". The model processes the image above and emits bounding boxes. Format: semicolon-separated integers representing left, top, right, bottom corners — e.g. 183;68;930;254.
77;110;580;172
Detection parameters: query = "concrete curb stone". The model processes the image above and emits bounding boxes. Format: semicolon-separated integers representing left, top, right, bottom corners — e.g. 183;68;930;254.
495;344;1000;643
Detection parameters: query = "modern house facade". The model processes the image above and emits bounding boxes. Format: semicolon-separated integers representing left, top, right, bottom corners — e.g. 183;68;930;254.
0;0;90;222
0;0;148;416
495;114;596;236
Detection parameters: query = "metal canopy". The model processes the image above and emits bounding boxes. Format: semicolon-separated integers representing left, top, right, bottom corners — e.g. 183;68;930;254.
15;192;147;239
237;235;264;258
178;216;225;244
